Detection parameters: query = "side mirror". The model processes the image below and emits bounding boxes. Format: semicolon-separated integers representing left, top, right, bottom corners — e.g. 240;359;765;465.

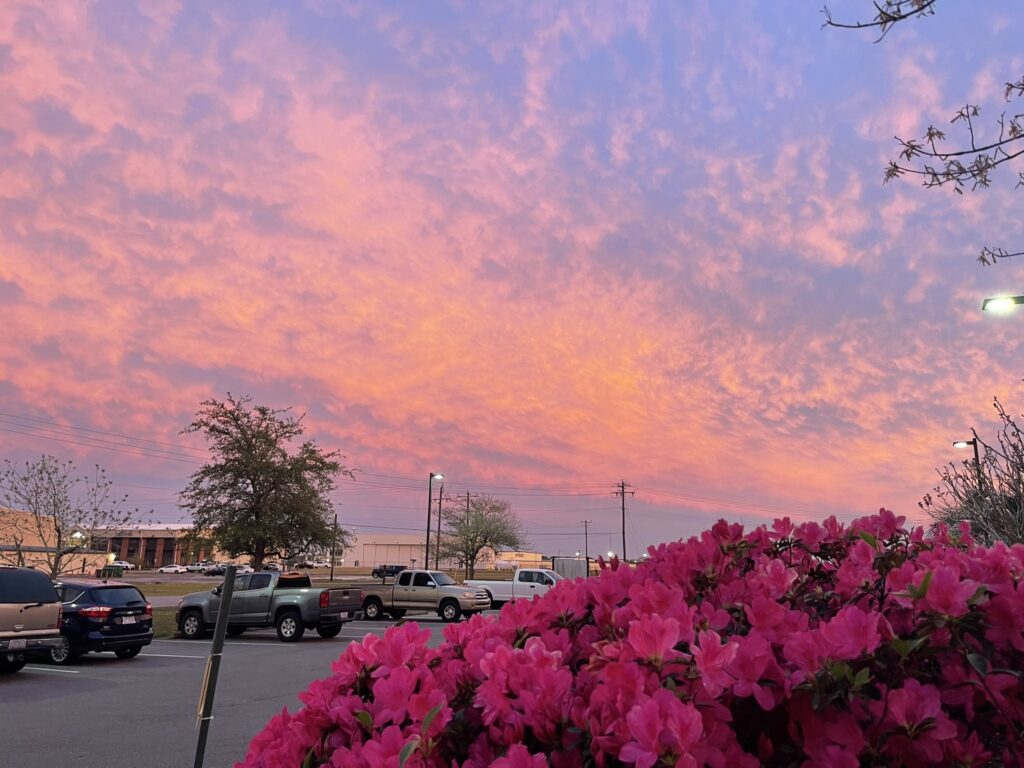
212;586;222;596
425;581;436;588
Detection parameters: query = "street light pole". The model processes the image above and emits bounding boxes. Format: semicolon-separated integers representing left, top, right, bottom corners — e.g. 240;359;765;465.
425;473;443;567
330;513;338;582
434;482;444;570
953;437;984;489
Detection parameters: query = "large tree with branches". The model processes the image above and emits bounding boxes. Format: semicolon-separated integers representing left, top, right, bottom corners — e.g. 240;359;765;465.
437;494;526;579
179;394;352;569
0;455;138;577
920;397;1024;545
825;1;1024;266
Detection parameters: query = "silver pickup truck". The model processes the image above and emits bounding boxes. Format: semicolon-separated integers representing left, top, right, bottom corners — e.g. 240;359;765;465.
360;569;490;622
175;571;361;642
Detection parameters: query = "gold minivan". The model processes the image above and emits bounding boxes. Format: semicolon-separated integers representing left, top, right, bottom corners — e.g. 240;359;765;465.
0;566;64;674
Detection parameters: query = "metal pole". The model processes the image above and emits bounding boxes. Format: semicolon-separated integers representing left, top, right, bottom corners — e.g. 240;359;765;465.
434;483;444;570
620;480;627;561
425;474;434;568
330;513;337;582
583;520;590;577
972;439;984;489
194;564;236;768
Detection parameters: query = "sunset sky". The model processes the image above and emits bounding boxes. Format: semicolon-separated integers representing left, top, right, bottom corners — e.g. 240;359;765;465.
1;1;1022;559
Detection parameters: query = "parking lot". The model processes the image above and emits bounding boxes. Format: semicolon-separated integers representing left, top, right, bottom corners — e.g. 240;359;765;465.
1;616;459;768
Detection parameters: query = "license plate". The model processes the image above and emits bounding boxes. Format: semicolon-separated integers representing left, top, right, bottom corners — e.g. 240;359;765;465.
340;612;350;619
120;615;136;624
8;639;26;650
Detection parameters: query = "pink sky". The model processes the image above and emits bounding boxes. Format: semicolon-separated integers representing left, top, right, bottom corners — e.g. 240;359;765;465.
1;1;1022;557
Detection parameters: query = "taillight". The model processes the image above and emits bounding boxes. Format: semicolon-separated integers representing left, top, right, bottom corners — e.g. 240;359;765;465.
79;606;113;619
142;603;153;620
55;604;63;628
319;590;329;609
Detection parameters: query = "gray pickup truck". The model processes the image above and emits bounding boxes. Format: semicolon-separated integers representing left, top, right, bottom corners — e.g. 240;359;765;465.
175;571;361;642
360;569;490;622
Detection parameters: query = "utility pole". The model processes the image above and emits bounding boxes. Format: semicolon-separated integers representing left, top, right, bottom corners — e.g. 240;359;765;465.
329;512;338;582
581;519;592;577
434;482;444;570
612;480;634;561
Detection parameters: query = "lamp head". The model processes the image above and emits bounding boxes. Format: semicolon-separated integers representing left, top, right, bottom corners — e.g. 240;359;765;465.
953;440;975;449
982;295;1024;313
431;472;444;480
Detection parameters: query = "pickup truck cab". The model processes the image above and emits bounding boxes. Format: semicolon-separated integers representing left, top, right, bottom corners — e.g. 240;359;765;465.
361;570;490;622
465;568;563;608
175;571;361;642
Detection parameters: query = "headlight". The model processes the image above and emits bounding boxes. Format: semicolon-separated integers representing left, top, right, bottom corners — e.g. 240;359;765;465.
462;591;475;598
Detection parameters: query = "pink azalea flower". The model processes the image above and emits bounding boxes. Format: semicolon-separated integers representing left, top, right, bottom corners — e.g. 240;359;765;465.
627;614;682;666
691;630;737;697
918;565;976;618
619;689;702;768
491;744;549;768
818;605;881;660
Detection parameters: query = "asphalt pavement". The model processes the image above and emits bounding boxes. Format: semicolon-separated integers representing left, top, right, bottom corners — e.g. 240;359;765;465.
0;617;456;768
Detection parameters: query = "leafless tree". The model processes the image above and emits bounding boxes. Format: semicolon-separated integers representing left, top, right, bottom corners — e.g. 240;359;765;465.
0;455;139;577
920;397;1024;545
824;1;1024;266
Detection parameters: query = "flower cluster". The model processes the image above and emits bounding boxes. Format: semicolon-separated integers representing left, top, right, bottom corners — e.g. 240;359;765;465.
238;510;1024;767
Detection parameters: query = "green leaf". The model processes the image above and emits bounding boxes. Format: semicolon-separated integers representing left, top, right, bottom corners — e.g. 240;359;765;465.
421;703;443;734
852;667;872;690
301;748;318;768
355;710;373;733
911;570;933;600
967;653;991;676
398;738;420;768
858;531;878;548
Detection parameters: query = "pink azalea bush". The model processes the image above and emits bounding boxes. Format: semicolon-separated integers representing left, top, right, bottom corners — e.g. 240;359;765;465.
238;510;1024;767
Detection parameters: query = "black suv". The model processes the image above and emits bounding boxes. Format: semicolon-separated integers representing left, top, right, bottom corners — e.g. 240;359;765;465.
49;580;153;665
370;564;407;580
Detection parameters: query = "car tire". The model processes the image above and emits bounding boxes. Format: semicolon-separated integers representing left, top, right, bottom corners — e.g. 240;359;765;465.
387;609;406;620
226;627;246;637
362;598;384;621
315;625;342;639
275;610;305;642
179;610;207;639
114;646;142;659
48;635;80;666
0;655;26;674
439;599;461;623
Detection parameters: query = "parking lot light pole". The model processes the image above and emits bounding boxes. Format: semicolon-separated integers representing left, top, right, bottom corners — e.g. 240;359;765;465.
953;437;984;489
194;564;236;768
330;512;338;582
425;473;443;567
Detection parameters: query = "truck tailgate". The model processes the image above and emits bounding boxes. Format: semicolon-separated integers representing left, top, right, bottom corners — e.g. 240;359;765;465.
326;587;362;612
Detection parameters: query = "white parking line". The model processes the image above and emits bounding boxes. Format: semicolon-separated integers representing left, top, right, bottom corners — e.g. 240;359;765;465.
24;666;80;674
142;653;206;659
151;639;295;648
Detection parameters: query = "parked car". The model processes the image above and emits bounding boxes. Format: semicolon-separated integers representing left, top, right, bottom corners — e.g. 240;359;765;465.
370;564;407;580
203;563;227;576
157;564;188;574
185;562;211;572
0;566;64;674
48;579;153;665
465;568;562;609
262;562;284;571
108;560;136;571
176;571;362;642
311;560;331;569
236;565;255;574
361;570;489;622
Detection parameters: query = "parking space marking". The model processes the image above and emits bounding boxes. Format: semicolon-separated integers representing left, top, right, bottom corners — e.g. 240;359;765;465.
143;653;207;659
151;639;297;648
24;666;80;674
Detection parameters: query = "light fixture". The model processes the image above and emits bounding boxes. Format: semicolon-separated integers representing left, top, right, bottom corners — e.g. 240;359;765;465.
981;295;1024;313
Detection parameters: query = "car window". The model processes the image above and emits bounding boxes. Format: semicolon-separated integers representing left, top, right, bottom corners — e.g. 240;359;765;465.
413;572;433;587
278;574;312;589
518;571;534;583
431;572;455;586
0;568;60;603
60;587;84;603
89;587;146;606
231;574;249;591
248;574;272;590
398;572;412;586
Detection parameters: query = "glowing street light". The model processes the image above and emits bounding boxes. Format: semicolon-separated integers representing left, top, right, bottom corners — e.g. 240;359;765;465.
425;473;444;566
607;551;615;559
982;294;1024;313
953;438;984;488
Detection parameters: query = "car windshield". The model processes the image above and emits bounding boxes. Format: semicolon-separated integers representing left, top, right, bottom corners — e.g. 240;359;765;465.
90;586;147;606
430;572;455;586
543;570;563;581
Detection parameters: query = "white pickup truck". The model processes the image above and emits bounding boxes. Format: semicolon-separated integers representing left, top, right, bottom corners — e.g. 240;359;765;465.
465;568;563;608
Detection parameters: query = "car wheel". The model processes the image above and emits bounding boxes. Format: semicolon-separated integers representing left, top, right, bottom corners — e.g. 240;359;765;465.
114;646;142;659
387;609;406;620
275;610;305;642
362;598;384;621
315;625;342;639
226;627;246;637
48;635;80;666
0;655;26;674
179;610;207;639
439;599;461;623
